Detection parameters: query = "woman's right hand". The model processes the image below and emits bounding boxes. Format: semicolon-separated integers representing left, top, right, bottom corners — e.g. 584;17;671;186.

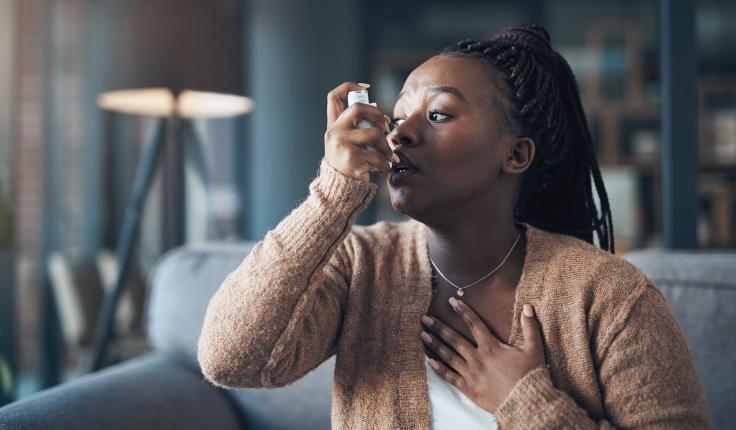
324;82;399;183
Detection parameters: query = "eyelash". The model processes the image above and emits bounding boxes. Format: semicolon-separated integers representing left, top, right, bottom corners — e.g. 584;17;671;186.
428;110;451;121
389;110;452;131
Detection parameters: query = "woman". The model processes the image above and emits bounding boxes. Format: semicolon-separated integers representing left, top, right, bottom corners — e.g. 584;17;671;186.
197;24;710;429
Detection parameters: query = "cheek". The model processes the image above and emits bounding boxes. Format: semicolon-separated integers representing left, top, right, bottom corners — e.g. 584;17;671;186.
439;166;495;200
432;129;499;186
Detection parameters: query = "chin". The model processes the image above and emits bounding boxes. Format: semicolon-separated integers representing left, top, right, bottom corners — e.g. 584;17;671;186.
389;190;427;220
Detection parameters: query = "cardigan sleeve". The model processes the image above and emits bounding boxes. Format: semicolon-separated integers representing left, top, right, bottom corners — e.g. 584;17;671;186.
197;158;377;389
495;281;712;429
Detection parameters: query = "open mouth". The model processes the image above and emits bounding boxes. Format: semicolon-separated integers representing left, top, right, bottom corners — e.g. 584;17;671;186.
389;151;419;173
389;162;415;174
387;151;419;184
388;162;418;184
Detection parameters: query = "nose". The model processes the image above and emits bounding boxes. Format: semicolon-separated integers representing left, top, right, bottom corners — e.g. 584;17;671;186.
388;120;417;150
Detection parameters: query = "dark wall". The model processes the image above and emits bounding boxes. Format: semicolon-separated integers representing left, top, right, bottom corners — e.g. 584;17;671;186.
96;0;245;94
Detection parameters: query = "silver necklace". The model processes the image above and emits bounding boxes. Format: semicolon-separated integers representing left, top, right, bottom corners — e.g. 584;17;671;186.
429;232;521;297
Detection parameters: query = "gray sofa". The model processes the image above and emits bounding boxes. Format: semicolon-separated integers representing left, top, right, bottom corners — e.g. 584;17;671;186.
1;242;733;429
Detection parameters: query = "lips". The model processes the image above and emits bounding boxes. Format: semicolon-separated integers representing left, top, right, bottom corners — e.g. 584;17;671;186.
388;151;420;185
389;151;419;173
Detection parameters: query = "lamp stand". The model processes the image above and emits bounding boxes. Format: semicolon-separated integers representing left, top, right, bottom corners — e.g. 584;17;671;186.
88;117;168;372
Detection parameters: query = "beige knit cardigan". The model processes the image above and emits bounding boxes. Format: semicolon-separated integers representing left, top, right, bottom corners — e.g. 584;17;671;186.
197;158;711;429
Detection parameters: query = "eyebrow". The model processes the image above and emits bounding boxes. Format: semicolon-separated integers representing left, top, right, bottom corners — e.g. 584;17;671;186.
397;86;467;102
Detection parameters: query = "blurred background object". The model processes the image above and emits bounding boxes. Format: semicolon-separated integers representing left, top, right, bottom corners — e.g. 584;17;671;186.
2;0;251;400
0;0;734;414
0;0;17;408
89;88;252;372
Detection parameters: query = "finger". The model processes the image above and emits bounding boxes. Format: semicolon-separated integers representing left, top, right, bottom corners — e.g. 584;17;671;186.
420;330;468;373
336;104;397;163
361;142;392;173
427;356;467;392
421;314;476;361
327;82;368;126
520;304;542;351
358;149;391;181
337;103;390;131
347;127;394;162
449;297;501;349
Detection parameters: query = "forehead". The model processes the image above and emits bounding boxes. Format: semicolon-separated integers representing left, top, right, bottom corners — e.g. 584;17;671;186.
399;55;495;105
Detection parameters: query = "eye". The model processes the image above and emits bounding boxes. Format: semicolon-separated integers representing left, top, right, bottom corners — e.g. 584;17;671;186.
428;110;451;122
388;117;405;132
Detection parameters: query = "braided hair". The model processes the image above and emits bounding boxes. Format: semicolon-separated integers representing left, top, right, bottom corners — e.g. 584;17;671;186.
440;24;615;253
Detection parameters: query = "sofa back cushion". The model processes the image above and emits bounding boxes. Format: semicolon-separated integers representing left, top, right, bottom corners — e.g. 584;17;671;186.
146;242;334;429
147;242;256;366
623;250;736;430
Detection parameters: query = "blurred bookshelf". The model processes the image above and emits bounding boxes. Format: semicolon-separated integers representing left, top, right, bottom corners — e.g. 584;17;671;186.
581;25;736;251
698;75;736;248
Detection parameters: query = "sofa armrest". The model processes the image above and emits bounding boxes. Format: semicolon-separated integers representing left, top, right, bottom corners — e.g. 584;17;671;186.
0;353;244;430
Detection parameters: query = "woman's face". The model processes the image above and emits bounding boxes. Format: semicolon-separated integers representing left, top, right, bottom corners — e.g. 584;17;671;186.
388;55;521;222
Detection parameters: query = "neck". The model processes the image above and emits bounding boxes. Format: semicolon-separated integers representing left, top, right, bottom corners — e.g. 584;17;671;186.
424;210;524;286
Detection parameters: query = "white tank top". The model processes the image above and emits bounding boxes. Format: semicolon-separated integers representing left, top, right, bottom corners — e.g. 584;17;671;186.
425;356;498;429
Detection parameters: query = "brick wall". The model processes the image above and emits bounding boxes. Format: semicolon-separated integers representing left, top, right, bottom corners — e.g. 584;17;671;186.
14;0;89;375
14;0;46;375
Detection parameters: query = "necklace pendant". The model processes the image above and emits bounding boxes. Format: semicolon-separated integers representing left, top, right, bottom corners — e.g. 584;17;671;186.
456;289;464;297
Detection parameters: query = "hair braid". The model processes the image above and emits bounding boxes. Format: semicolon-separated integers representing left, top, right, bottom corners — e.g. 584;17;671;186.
440;24;615;253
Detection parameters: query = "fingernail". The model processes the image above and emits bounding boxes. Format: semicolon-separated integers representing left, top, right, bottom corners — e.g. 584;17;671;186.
421;315;433;326
392;153;400;163
358;82;370;88
420;331;432;343
523;304;534;317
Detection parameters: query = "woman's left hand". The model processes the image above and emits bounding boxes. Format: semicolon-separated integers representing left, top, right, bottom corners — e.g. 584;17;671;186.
420;297;547;414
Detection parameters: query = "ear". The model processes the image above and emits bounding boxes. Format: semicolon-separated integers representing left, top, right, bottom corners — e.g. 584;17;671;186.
502;137;535;175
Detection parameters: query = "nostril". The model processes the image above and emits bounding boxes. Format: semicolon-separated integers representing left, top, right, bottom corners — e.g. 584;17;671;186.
389;130;414;149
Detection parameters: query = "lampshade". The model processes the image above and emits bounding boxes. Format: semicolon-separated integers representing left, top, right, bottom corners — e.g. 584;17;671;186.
97;88;174;117
97;88;254;119
177;90;254;118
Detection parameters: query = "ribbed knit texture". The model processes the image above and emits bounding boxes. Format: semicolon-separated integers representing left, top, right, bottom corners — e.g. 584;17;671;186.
197;158;712;429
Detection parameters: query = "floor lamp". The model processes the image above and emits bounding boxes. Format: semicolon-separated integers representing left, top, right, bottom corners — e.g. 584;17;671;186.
88;88;253;372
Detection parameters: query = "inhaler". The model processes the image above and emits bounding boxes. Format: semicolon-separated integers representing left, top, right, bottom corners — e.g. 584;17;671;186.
347;89;378;129
346;88;394;171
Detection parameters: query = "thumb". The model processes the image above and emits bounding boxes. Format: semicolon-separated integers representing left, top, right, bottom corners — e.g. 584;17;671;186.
521;304;542;350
